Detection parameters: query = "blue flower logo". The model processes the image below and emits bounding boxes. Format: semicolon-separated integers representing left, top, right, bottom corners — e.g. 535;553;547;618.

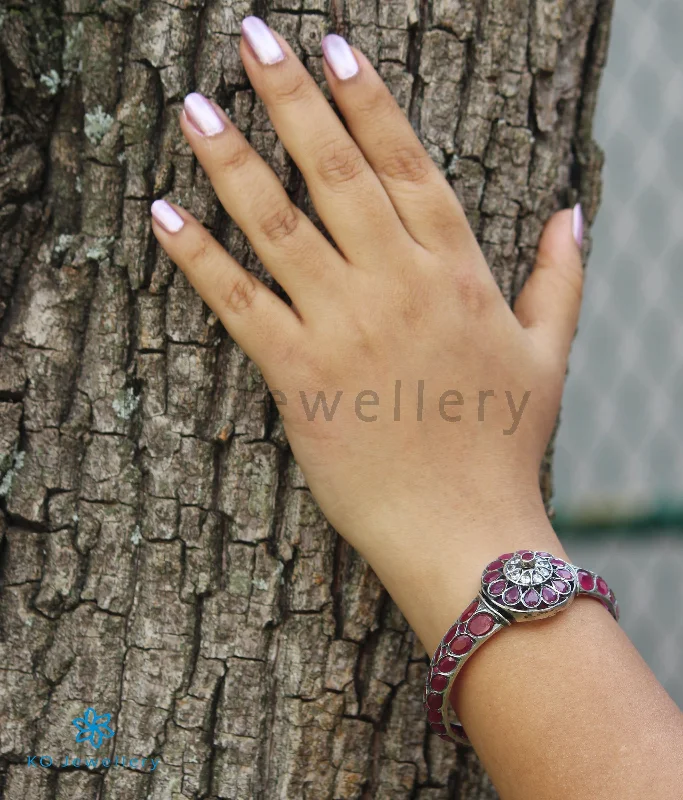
71;707;115;750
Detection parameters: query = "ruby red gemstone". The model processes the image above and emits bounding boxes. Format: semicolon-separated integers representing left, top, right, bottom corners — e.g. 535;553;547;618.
489;580;507;595
460;599;479;622
428;708;442;724
486;559;504;572
503;586;521;604
430;674;448;692
520;550;534;560
555;568;573;580
438;656;457;672
596;576;609;596
499;552;514;560
577;570;595;591
483;570;502;584
537;551;553;558
451;635;474;655
443;624;459;644
523;588;541;607
427;693;442;710
468;613;495;636
553;579;570;593
541;585;558;604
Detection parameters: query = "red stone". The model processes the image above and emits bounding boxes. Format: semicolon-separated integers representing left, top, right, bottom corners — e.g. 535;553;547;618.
431;723;447;735
523;588;541;607
427;693;442;710
443;624;459;645
468;612;495;636
503;586;521;604
486;559;505;572
520;550;534;560
438;732;451;740
537;551;553;558
460;599;479;622
577;570;595;591
438;656;457;672
553;579;570;594
430;674;448;692
541;585;558;604
550;558;566;567
451;635;474;656
489;580;507;595
555;568;573;580
499;552;514;560
483;570;502;584
427;708;442;724
596;576;609;596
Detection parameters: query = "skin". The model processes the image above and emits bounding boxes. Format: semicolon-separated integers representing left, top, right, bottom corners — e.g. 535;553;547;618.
151;20;683;800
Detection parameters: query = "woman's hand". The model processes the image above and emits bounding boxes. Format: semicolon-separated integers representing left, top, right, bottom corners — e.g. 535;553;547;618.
151;19;683;798
151;17;584;651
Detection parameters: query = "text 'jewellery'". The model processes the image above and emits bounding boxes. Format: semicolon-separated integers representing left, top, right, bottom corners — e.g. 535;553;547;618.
423;549;619;745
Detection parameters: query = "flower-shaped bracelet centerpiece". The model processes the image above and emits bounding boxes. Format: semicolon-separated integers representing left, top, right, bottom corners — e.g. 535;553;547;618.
423;549;619;745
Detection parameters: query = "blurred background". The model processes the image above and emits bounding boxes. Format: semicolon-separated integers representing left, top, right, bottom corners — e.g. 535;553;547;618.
554;0;683;707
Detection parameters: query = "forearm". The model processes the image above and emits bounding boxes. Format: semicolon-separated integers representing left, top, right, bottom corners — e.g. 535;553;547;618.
363;502;683;800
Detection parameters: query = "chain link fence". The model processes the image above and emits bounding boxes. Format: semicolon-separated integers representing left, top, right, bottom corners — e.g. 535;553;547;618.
554;0;683;707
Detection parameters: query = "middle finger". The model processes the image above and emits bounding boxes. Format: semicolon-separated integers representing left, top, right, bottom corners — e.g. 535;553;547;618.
239;16;416;265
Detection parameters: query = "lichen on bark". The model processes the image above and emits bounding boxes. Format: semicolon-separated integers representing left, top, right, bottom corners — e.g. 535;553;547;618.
0;0;613;797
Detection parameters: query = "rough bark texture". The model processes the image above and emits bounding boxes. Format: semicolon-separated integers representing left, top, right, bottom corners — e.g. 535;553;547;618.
0;0;613;798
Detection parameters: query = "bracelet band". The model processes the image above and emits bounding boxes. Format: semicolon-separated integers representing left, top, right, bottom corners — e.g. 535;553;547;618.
423;549;619;745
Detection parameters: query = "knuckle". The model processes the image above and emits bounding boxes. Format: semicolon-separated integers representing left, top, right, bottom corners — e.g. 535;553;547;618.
315;140;366;188
380;145;432;184
222;273;257;314
215;140;252;176
258;203;300;243
269;70;312;106
186;235;212;271
452;269;497;314
354;81;393;119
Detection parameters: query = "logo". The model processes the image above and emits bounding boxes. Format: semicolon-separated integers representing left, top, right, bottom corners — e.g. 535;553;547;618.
71;707;115;750
24;704;160;772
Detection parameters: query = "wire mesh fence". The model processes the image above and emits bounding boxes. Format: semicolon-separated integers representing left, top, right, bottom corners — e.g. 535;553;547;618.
553;0;683;707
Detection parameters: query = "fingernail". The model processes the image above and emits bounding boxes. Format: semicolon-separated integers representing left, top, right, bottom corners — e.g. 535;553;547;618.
241;16;285;65
322;34;359;80
184;92;225;136
151;200;184;233
572;202;584;248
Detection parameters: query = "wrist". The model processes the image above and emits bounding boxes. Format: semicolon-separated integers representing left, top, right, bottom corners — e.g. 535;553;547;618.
355;488;565;655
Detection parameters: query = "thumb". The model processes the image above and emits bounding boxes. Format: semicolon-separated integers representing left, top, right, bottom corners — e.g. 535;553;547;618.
514;204;585;361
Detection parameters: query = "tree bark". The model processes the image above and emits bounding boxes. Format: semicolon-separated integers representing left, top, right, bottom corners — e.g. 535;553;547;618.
0;0;612;797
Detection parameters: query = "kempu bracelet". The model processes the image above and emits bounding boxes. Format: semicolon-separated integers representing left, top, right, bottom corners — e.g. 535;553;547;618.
423;549;619;745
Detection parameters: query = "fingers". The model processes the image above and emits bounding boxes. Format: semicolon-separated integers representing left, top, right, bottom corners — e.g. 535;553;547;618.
514;206;585;362
180;93;343;313
239;16;416;265
150;200;302;365
321;35;473;254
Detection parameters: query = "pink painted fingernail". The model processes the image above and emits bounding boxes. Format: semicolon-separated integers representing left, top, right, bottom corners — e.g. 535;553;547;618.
184;92;225;136
151;200;184;233
241;16;285;65
572;203;584;248
322;34;359;80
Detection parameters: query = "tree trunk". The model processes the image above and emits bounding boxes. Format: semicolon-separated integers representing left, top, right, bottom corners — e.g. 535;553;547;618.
0;0;612;797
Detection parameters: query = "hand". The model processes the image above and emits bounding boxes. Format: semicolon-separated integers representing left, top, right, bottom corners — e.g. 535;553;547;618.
151;17;584;651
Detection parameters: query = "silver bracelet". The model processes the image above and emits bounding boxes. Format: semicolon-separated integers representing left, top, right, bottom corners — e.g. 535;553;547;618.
423;549;619;745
